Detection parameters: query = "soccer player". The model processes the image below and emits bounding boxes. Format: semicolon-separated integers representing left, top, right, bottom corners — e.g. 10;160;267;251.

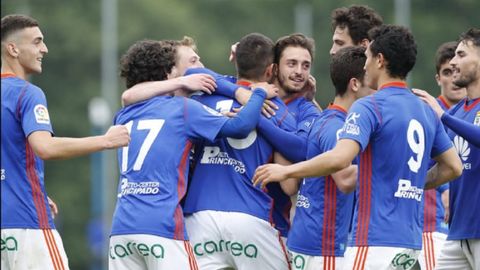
329;5;383;56
288;46;371;270
1;14;130;269
183;33;295;270
418;41;466;270
253;25;463;269
109;39;273;270
415;28;480;270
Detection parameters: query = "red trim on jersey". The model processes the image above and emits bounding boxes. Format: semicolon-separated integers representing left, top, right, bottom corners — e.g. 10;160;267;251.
355;145;372;246
173;140;193;240
284;93;303;105
437;95;451;110
322;176;337;256
236;80;252;87
25;142;50;229
464;98;480;111
15;82;30;120
43;229;65;270
353;246;369;270
327;103;347;114
423;189;437;232
1;73;16;78
378;81;407;90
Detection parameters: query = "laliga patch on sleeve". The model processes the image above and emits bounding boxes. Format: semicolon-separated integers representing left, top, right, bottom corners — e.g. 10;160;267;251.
34;104;51;124
202;105;222;116
474;111;480;126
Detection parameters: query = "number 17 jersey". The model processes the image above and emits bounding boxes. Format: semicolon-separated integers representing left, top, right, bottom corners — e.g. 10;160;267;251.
339;82;453;249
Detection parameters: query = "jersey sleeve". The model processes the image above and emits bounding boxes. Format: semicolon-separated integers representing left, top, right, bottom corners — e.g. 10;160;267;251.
184;67;238;98
339;97;379;151
20;85;54;137
297;98;321;134
431;116;454;158
184;98;228;142
437;182;449;194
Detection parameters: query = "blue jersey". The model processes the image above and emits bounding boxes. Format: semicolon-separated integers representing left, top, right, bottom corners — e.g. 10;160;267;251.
183;84;296;237
445;98;480;240
287;104;354;257
285;95;321;137
111;96;228;240
339;82;453;249
1;74;55;229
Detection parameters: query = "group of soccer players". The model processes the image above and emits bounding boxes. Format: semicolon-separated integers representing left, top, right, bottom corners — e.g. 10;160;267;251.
1;4;479;270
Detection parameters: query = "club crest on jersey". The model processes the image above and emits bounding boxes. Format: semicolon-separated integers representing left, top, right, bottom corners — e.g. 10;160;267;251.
202;105;223;116
34;104;50;124
474;111;480;126
343;112;360;135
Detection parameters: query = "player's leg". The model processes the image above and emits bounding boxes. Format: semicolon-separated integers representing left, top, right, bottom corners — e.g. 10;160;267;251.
291;252;343;270
109;234;146;270
1;228;69;270
419;231;448;270
464;239;480;270
436;239;473;270
185;211;234;270
223;212;290;270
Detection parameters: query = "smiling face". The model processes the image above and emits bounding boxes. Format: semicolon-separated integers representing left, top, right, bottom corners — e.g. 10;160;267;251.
10;26;48;75
450;40;480;89
436;60;467;104
276;46;312;94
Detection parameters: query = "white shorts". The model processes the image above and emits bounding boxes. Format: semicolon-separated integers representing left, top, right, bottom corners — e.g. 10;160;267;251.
185;210;290;270
418;231;447;270
1;228;69;270
342;246;420;270
109;234;198;270
291;251;344;270
435;239;480;270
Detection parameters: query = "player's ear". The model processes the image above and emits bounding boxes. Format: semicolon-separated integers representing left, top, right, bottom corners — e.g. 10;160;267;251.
377;53;385;69
265;63;274;81
350;77;360;92
272;63;278;76
435;74;441;87
167;66;178;80
6;43;19;58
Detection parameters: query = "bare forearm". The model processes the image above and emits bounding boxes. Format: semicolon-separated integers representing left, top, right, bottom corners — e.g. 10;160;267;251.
285;150;350;179
35;136;110;160
425;163;459;189
122;80;182;106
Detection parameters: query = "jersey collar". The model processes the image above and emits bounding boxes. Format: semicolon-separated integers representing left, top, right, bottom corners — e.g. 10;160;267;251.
327;103;347;114
464;97;480;111
437;95;451;110
1;73;17;78
378;81;407;91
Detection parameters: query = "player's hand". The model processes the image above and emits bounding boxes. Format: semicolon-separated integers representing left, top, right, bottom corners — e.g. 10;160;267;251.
104;125;131;149
180;74;217;94
251;82;279;99
253;163;290;189
302;75;317;101
412;88;445;118
47;196;58;219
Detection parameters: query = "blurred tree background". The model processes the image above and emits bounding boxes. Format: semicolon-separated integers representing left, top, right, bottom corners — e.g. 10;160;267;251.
2;0;478;268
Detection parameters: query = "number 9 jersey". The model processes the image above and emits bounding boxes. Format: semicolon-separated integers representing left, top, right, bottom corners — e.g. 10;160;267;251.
339;82;453;249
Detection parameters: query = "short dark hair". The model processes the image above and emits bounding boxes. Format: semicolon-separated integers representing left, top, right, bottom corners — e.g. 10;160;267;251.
331;5;383;44
435;41;457;74
330;46;366;97
274;33;315;64
368;25;417;80
458;28;480;47
1;14;39;42
120;40;176;88
235;33;274;80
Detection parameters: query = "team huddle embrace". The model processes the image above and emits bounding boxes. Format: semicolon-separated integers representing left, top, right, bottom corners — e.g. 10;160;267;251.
1;4;479;270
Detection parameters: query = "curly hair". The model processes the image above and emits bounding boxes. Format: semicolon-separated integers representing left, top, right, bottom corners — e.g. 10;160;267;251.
435;41;457;74
458;28;480;47
120;40;176;88
331;5;383;44
330;46;366;97
274;33;315;64
1;14;39;42
368;25;417;80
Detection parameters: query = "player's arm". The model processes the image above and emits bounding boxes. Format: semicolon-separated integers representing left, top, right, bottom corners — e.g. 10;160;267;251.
253;139;360;188
27;126;130;160
441;189;450;223
331;164;357;194
121;74;216;106
441;113;480;147
424;147;463;189
273;152;301;196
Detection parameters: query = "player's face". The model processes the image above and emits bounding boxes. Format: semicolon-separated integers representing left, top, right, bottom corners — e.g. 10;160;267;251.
436;60;466;104
450;40;480;89
363;44;379;90
330;26;355;56
175;45;204;77
276;46;311;94
14;27;48;75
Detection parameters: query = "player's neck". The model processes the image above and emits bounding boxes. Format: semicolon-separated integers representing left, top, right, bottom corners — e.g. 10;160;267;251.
377;74;407;90
333;94;355;111
1;61;26;80
466;78;480;100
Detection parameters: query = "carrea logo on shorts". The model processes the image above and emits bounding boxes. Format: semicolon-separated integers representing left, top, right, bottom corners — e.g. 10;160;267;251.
343;112;360;135
117;178;160;198
390;251;418;270
109;241;164;260
34;104;50;124
296;194;310;209
292;254;305;270
453;135;471;170
394;179;423;202
1;236;18;251
199;146;246;174
193;240;258;258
